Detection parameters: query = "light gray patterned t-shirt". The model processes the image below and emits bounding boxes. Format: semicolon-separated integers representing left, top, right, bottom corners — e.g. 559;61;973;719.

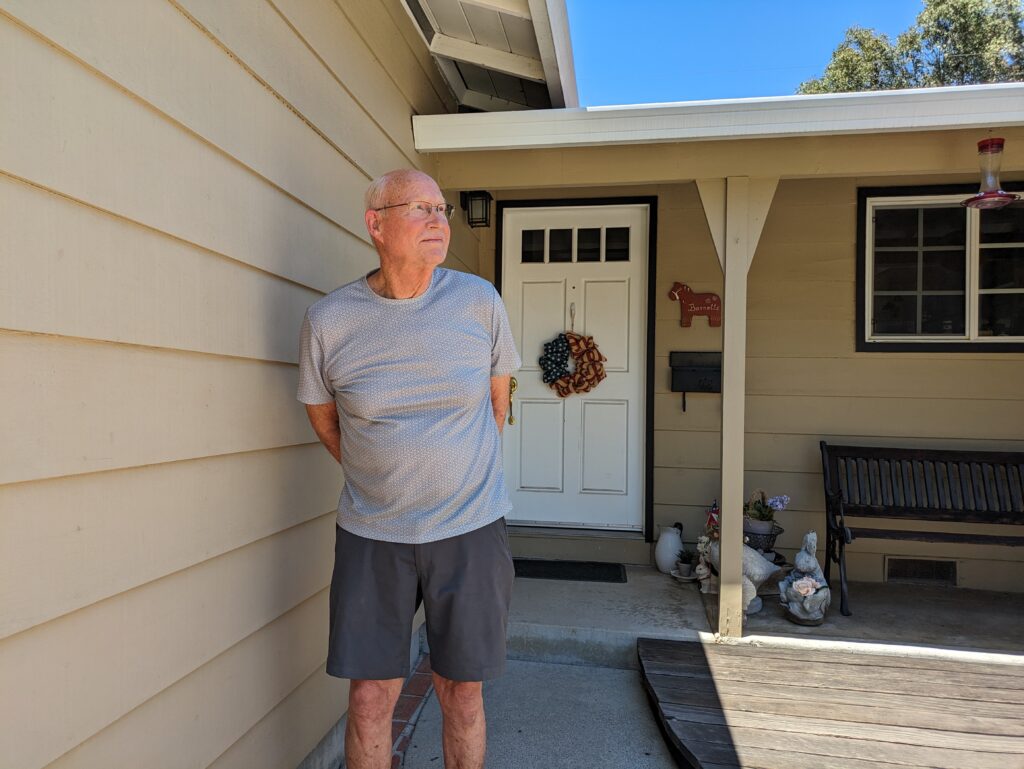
297;268;521;544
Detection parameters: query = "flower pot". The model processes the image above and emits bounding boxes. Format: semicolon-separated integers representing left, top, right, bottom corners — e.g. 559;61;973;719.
675;561;694;577
655;522;683;573
743;518;775;535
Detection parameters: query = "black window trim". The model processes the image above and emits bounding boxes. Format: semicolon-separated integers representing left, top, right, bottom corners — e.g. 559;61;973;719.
857;182;1024;353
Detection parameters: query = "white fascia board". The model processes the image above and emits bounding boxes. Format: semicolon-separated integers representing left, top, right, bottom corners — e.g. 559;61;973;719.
429;33;545;82
528;0;578;108
413;83;1024;152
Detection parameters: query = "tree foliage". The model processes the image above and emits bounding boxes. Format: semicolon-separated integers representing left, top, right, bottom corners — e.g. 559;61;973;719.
798;0;1024;94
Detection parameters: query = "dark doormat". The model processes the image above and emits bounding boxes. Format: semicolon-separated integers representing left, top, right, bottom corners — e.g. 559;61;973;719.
513;558;627;583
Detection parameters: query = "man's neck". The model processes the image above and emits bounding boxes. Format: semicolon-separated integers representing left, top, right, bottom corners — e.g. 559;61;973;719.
367;264;435;299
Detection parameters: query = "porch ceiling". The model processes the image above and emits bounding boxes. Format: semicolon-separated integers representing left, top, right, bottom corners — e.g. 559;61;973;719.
399;0;577;112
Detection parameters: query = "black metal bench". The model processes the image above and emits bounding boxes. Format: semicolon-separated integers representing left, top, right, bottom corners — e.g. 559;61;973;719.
819;441;1024;616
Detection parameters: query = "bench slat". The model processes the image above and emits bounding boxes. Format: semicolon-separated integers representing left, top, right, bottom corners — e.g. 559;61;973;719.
850;528;1024;546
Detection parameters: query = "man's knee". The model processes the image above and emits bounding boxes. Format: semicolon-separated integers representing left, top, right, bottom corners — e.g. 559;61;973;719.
433;675;483;722
348;678;402;723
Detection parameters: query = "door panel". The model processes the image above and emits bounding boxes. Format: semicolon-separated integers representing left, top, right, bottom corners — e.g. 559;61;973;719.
502;205;647;530
581;400;629;493
583;279;630;371
518;400;564;491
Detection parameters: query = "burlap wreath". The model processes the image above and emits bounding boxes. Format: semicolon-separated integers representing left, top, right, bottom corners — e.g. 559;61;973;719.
538;331;607;398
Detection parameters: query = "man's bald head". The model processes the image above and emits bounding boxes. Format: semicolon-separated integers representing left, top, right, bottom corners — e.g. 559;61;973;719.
364;169;440;211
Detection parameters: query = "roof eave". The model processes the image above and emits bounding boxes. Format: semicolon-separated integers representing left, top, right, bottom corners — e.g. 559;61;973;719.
413;82;1024;152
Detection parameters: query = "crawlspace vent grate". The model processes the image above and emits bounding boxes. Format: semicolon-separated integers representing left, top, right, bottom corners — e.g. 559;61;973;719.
886;557;956;585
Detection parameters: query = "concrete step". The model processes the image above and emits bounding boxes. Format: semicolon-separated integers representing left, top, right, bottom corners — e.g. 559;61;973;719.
505;565;711;670
507;619;701;670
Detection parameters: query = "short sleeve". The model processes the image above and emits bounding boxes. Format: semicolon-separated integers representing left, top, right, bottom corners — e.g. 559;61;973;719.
297;311;335;404
490;289;521;376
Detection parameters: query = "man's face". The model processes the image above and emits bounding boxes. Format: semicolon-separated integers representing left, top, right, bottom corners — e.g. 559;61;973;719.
369;177;451;268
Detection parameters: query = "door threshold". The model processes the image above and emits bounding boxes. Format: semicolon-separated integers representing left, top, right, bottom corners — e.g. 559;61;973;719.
509;525;646;541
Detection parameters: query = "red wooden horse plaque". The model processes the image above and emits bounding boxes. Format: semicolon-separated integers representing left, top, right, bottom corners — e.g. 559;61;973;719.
668;282;722;327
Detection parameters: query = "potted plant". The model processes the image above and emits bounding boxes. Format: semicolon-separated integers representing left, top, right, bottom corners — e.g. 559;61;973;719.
676;547;696;577
743;491;788;534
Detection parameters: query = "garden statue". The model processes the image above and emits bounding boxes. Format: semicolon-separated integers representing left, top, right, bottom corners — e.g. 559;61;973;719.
778;531;831;625
707;540;782;614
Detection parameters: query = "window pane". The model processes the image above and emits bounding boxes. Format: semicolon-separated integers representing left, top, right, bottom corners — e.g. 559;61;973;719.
577;228;601;262
922;207;966;246
922;251;966;291
873;294;917;334
979;294;1024;336
549;229;572;262
874;251;918;291
521;229;544;263
874;208;918;247
980;206;1024;244
921;295;965;335
980;247;1024;289
606;227;630;261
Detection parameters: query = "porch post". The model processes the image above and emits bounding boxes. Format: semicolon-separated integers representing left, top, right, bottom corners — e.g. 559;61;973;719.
697;176;777;638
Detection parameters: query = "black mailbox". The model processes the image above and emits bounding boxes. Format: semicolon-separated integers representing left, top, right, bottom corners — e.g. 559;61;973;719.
669;352;722;410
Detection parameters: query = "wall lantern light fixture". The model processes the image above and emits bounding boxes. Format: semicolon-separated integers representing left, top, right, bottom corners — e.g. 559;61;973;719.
962;137;1020;210
460;190;493;228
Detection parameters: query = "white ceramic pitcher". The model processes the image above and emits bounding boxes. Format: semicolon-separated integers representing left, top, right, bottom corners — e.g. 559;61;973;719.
655;522;684;573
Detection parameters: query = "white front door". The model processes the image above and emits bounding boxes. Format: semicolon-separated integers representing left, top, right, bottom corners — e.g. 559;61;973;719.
501;204;648;530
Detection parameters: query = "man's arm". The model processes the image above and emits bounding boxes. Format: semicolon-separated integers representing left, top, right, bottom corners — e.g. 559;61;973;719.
305;403;342;464
490;375;511;434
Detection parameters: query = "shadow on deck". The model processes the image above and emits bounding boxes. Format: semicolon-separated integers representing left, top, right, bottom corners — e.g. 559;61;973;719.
638;637;1024;769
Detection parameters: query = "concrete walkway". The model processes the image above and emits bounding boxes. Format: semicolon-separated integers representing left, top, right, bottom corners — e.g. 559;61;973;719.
401;659;677;769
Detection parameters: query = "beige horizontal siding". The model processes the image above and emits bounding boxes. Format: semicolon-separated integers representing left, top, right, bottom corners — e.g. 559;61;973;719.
172;0;412;175
0;332;310;484
207;663;351;769
272;0;425;163
1;0;450;764
0;175;321;362
0;14;373;292
0;445;338;639
46;590;331;769
1;514;334;769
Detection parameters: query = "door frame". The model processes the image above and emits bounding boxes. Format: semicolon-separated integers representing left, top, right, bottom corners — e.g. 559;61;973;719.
495;196;659;543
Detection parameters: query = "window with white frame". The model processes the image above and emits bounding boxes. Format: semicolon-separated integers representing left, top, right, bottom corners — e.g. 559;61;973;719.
860;190;1024;350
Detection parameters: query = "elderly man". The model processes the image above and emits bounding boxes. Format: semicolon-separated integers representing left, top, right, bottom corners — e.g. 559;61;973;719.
297;169;520;769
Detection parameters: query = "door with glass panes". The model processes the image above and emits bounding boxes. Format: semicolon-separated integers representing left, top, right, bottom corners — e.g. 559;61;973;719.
501;205;647;530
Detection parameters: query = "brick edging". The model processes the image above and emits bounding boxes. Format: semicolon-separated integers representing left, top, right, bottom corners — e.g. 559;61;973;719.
390;654;433;768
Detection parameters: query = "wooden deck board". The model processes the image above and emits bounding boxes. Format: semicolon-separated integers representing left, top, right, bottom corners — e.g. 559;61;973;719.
638;637;1024;769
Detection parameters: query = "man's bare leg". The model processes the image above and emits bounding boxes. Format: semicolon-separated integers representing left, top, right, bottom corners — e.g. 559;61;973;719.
432;674;486;769
345;678;404;769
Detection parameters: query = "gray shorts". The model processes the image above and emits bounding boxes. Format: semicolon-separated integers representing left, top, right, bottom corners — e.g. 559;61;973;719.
327;517;515;682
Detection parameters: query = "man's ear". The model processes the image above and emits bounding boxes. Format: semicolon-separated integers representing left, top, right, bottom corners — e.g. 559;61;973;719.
365;209;383;241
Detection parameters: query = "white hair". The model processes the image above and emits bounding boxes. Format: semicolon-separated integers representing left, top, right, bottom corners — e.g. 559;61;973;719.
364;169;437;211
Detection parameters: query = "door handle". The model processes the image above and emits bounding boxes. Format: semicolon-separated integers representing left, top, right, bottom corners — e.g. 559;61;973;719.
508;377;518;425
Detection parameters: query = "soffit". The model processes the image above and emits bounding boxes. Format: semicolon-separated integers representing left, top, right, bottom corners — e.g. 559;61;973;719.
401;0;578;112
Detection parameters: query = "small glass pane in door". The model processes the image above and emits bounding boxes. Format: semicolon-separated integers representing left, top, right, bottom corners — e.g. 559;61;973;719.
522;230;544;263
605;227;630;261
577;228;601;262
549;229;572;262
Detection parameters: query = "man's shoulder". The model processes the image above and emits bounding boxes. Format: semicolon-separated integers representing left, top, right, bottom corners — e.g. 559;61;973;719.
436;268;497;300
306;275;368;324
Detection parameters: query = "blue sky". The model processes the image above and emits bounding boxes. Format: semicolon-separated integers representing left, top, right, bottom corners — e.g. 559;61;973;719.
564;1;924;105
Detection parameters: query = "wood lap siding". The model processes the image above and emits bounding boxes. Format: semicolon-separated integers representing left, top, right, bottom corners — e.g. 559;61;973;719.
0;2;449;768
651;177;1024;588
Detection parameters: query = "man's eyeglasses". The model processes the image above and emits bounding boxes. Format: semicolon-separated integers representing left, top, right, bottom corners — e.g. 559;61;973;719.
374;201;455;221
